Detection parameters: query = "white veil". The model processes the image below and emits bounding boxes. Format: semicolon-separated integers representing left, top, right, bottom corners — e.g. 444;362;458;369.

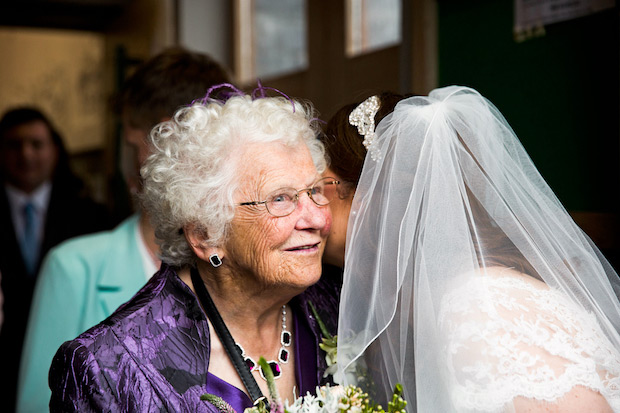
336;86;620;411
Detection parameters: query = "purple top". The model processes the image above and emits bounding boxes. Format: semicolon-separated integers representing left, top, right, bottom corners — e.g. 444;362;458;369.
49;264;340;412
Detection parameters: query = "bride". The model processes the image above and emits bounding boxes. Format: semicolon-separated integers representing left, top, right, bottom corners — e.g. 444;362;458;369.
333;86;620;412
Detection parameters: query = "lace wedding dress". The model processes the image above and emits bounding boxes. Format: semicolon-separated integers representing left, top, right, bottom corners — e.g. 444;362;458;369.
439;268;620;412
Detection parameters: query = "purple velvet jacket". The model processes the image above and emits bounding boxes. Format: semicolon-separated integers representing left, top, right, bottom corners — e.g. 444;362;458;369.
49;264;341;412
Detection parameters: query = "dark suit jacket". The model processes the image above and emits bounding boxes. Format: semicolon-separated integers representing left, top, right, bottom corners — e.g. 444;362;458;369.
0;183;111;413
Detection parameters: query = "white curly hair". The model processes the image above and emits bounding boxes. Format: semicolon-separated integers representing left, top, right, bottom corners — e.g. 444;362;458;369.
140;94;326;267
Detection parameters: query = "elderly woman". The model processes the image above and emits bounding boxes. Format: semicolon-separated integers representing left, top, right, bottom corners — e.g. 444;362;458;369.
49;88;341;412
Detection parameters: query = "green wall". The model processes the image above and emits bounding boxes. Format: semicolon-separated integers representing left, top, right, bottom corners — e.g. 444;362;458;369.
438;0;619;212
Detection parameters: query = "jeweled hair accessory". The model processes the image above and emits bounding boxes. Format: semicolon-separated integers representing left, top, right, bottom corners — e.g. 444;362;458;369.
349;95;381;161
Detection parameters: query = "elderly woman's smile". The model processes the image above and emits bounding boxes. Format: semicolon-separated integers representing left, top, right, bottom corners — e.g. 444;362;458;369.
283;244;320;252
225;141;332;291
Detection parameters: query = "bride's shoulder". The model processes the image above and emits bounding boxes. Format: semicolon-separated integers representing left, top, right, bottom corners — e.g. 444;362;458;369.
467;265;539;281
440;266;570;322
449;265;548;295
440;269;620;412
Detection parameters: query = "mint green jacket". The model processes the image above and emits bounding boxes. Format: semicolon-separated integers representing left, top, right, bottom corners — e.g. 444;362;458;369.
17;214;150;413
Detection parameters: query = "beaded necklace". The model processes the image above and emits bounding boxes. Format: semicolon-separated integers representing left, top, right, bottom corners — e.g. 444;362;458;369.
235;305;292;381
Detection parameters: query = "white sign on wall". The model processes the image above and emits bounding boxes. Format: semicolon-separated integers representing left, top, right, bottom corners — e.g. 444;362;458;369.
515;0;615;32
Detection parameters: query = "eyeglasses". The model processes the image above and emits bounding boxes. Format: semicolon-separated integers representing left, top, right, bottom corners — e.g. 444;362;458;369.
239;177;341;217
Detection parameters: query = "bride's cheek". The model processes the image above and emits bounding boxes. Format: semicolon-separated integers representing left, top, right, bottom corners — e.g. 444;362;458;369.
322;209;333;237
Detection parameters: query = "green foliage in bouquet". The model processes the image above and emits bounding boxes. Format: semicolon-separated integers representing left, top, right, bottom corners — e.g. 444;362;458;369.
308;301;337;373
200;392;237;413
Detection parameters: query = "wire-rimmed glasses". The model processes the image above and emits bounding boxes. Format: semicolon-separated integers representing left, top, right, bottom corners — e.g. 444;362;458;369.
238;177;341;217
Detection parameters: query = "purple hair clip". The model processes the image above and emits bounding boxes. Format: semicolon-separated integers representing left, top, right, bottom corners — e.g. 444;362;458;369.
191;83;245;106
251;80;296;112
190;80;298;113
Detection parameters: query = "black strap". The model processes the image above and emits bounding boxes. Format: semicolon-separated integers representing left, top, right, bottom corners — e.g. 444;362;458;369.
190;267;265;404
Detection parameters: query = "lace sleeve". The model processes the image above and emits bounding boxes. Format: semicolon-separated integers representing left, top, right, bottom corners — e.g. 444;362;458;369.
438;268;620;412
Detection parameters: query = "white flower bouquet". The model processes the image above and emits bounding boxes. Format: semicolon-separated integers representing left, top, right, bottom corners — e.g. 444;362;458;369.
202;357;406;413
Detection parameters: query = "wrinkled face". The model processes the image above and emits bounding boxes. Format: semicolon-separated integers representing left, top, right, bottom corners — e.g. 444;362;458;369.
224;141;332;292
1;120;59;193
322;167;354;268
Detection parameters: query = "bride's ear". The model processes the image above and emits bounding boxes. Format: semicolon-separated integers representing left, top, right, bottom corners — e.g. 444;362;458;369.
183;224;225;263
